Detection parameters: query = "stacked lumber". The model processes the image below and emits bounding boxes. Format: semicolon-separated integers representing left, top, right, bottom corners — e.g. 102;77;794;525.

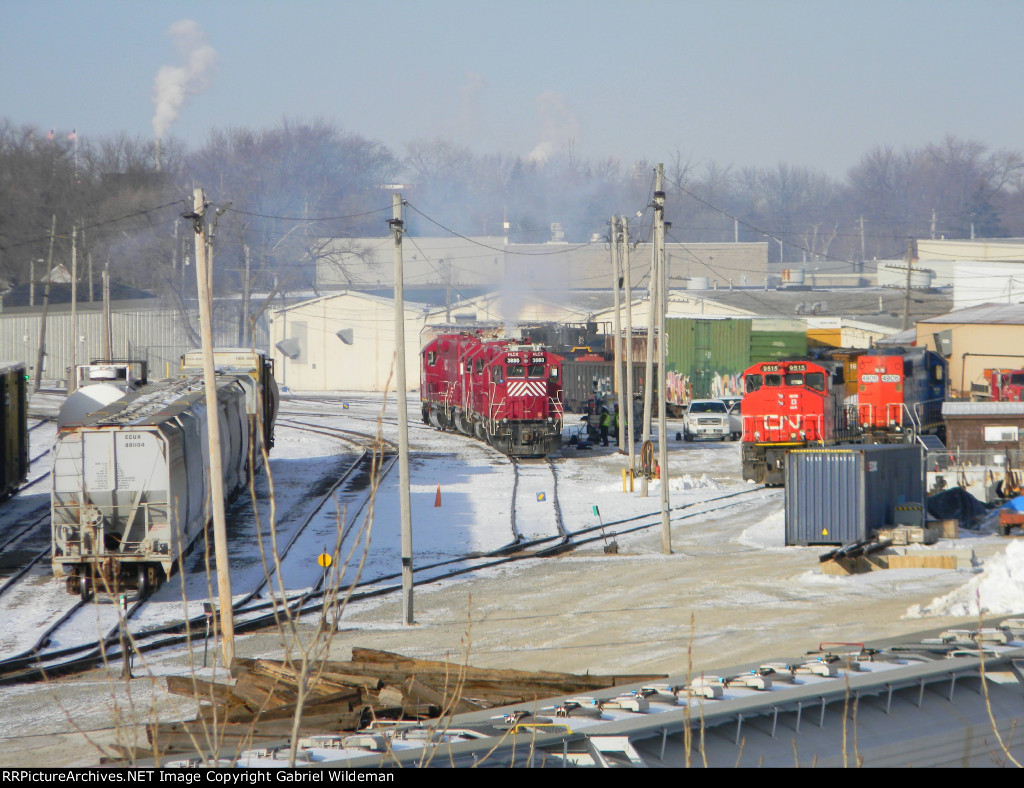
148;647;665;756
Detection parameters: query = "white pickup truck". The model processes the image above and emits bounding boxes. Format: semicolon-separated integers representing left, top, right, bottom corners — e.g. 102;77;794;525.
682;399;730;441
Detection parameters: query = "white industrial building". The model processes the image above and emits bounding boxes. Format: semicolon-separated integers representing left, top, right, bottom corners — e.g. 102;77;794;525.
269;291;430;392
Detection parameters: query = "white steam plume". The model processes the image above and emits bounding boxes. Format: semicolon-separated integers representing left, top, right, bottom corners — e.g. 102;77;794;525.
151;20;217;140
527;91;581;163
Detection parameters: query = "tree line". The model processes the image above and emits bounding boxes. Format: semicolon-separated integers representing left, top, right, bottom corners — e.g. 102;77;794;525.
2;117;1023;321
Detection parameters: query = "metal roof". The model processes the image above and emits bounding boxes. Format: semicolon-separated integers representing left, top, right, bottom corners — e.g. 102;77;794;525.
944;401;1024;416
920;301;1024;325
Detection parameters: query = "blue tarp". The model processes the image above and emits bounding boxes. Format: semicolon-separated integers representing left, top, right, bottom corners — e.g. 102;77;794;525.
1000;495;1024;513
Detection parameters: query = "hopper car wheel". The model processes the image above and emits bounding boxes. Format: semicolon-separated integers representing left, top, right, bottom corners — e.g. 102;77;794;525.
137;565;150;599
79;575;93;602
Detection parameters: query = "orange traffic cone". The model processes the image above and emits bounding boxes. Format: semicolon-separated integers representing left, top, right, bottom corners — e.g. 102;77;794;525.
434;483;442;507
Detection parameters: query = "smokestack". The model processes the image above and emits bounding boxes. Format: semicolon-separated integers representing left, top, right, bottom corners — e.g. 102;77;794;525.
155;137;162;172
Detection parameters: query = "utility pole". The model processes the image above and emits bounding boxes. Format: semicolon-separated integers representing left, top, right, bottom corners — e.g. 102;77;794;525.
902;238;918;332
390;193;414;626
621;216;636;476
610;217;625;449
640;206;658;498
859;216;865;272
654;164;671;554
70;225;78;381
191;187;235;669
103;253;112;360
34;215;56;392
930;209;937;240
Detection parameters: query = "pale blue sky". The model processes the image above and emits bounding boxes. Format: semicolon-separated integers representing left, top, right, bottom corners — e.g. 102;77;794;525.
3;0;1022;176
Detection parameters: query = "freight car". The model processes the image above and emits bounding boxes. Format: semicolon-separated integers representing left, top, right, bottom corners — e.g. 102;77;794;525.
856;348;948;443
740;359;857;486
420;333;564;457
51;353;278;600
0;362;29;500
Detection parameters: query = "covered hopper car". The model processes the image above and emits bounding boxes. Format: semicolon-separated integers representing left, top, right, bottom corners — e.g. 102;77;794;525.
421;333;564;457
51;351;278;600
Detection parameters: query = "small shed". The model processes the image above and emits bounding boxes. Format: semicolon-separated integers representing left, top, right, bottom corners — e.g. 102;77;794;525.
942;401;1024;454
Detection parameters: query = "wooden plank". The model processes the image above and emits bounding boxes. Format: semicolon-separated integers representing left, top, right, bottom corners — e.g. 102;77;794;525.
164;675;236;704
887;554;957;570
401;677;482;715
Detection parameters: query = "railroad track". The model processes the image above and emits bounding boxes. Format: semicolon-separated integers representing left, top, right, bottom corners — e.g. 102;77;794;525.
0;420;396;684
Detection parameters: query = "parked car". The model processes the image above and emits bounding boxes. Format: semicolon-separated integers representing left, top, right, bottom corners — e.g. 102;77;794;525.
683;399;730;441
719;396;742;440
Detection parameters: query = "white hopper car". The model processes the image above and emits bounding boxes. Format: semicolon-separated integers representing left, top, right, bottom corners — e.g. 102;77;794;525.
51;352;277;600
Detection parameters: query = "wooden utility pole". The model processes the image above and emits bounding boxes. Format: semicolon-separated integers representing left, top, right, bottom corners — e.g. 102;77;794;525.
34;215;56;392
902;239;918;331
654;164;672;554
390;193;415;626
610;217;625;448
192;187;235;668
640;201;658;498
621;216;636;475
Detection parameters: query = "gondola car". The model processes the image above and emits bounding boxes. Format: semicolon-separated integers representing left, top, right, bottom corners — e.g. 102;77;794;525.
856;348;948;443
51;350;278;600
0;362;29;500
740;359;857;486
421;333;564;457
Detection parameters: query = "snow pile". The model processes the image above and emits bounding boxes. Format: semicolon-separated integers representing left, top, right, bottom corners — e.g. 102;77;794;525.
738;509;786;548
669;473;721;491
906;540;1024;618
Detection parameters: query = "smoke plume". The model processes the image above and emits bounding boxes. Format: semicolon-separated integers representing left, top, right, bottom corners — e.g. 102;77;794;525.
151;20;217;140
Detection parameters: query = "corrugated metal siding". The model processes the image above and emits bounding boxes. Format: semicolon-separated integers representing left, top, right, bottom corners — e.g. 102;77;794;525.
664;318;750;400
785;445;923;545
0;305;269;384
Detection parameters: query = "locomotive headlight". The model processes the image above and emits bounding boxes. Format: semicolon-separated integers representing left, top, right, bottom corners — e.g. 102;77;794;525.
547;417;553;423
754;430;761;440
502;418;509;424
799;429;806;439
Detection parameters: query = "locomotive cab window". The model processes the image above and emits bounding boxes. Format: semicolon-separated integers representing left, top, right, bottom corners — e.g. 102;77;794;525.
745;374;762;393
765;374;782;387
426;351;437;366
784;372;804;387
528;364;545;378
492;367;503;383
507;364;525;377
474;358;484;375
806;372;825;391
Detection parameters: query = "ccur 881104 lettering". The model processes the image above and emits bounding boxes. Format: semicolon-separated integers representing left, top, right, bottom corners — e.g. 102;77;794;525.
420;332;564;457
50;349;278;601
740;348;948;486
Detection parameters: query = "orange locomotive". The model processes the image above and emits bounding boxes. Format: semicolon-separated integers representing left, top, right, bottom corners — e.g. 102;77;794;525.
420;333;564;457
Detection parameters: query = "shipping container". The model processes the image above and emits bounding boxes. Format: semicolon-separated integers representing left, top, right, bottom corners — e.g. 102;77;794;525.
784;444;924;545
664;318;750;403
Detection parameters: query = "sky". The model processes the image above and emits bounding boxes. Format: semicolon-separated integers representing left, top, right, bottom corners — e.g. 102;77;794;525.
3;1;1024;177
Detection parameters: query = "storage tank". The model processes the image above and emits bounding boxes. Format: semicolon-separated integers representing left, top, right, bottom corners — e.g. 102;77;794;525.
784;444;923;545
781;268;806;286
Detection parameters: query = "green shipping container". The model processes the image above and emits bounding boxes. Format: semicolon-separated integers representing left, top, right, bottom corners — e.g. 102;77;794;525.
749;330;807;362
664;318;751;401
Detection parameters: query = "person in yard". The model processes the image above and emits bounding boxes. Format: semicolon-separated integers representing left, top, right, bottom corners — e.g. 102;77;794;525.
613;403;620;444
599;407;610;446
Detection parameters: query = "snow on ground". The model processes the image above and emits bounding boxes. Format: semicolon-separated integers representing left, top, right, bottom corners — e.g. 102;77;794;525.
906;539;1024;618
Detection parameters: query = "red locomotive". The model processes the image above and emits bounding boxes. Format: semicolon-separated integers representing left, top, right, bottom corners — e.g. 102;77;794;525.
740;359;856;485
420;333;564;457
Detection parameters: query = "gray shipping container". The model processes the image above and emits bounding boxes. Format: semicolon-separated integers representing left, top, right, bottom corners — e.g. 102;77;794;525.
785;444;924;545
